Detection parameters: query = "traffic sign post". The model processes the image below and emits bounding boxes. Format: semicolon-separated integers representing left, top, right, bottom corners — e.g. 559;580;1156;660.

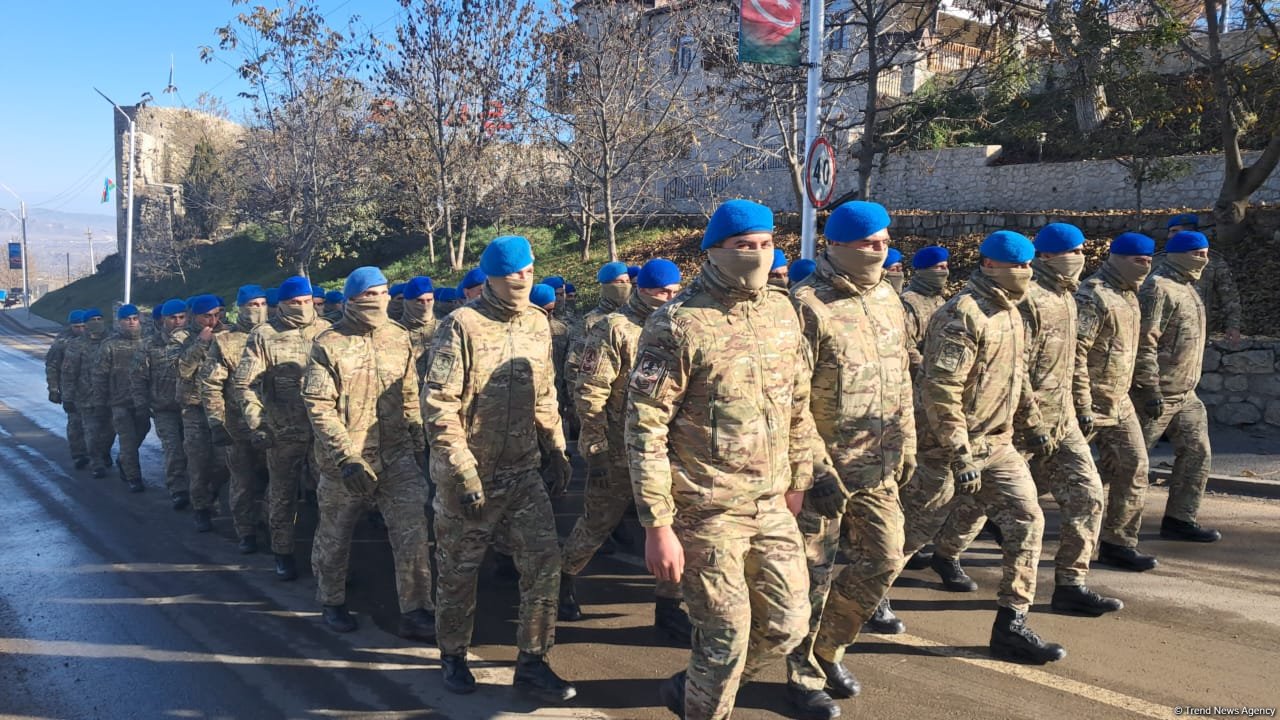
805;136;837;210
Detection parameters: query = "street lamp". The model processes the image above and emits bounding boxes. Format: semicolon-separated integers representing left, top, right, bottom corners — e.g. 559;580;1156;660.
0;183;31;310
94;87;137;304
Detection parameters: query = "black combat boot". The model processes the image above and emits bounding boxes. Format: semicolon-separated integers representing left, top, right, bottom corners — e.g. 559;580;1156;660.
862;598;906;634
397;608;436;642
1160;516;1221;543
1097;541;1158;572
654;596;692;645
513;651;577;703
441;654;476;694
786;684;841;719
558;574;583;621
237;535;258;554
814;656;861;698
193;509;213;532
322;604;357;633
274;553;298;581
92;467;107;479
929;553;978;592
74;456;90;470
989;606;1066;664
127;478;145;494
1051;584;1123;616
170;491;190;510
904;549;933;570
659;671;686;719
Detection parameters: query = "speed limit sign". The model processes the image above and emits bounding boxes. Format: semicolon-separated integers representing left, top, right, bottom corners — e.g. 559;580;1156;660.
805;137;837;209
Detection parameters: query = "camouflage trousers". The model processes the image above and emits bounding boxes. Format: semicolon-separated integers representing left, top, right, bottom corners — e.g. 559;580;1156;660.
1141;391;1211;524
312;453;433;614
902;442;1044;612
183;405;229;512
676;498;810;720
935;425;1105;586
110;406;150;484
788;479;905;691
63;403;86;461
265;439;311;555
152;409;188;496
1094;403;1151;548
561;454;680;599
224;437;269;540
434;468;560;657
81;406;115;473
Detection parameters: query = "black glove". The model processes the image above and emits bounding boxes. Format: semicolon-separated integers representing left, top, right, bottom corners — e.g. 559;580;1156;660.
808;466;848;519
1025;428;1057;458
585;449;610;490
48;390;61;404
1077;412;1095;438
249;428;274;450
209;424;234;447
64;400;78;413
1134;386;1164;421
952;454;981;495
456;466;485;521
544;450;572;498
340;459;378;496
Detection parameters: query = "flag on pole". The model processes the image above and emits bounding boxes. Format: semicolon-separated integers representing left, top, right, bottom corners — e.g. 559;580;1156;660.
739;0;804;66
101;178;116;203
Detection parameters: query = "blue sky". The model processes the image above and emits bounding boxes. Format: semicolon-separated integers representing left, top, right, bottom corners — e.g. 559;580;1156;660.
0;0;404;217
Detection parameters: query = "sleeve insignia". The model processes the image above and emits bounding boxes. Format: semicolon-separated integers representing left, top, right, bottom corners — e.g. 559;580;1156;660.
628;350;669;398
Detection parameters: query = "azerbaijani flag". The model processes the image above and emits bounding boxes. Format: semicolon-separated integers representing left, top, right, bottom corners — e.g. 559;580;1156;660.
101;178;116;203
739;0;803;66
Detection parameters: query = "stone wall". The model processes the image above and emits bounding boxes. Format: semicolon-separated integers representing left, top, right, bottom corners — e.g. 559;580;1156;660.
1199;339;1280;427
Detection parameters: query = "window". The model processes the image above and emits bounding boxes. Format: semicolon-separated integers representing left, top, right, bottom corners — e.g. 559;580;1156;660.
673;35;696;74
827;25;846;51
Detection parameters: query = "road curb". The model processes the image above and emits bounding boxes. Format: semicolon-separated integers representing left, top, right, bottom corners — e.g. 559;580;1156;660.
1151;468;1280;499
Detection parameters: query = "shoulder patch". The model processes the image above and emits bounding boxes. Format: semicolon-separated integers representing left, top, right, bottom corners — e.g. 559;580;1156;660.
580;344;602;376
934;339;967;373
1077;302;1100;339
628;349;669;398
427;351;456;387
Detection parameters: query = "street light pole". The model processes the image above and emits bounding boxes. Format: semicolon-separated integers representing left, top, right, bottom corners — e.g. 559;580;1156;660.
800;0;825;260
94;88;136;304
0;184;31;309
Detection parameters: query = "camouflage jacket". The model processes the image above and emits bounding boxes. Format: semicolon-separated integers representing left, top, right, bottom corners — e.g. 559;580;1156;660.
131;328;187;413
201;317;258;437
1136;261;1206;396
93;331;143;408
575;292;652;460
1019;261;1091;435
302;316;425;476
1197;250;1240;333
421;287;566;489
45;329;75;398
625;264;816;529
792;255;916;490
548;313;570;414
401;315;437;384
901;280;948;380
233;315;332;442
919;270;1041;460
178;324;227;407
1075;262;1144;426
62;331;109;407
565;297;622;390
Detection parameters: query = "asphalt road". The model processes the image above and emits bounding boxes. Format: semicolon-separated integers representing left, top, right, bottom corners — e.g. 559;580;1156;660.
1;315;1278;720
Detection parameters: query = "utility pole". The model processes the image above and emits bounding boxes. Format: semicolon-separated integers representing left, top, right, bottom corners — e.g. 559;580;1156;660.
66;253;71;285
800;0;825;260
94;87;138;304
86;227;96;270
0;183;31;309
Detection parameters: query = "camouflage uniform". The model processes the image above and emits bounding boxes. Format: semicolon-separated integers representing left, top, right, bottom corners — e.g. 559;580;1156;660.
94;328;147;484
900;270;1045;613
1076;260;1150;548
201;314;268;540
1136;261;1210;524
234;314;332;556
402;312;437;384
423;286;567;657
180;325;231;512
901;276;948;380
564;296;622;406
1196;250;1241;335
46;329;87;462
626;265;815;720
63;327;114;473
784;256;915;690
131;327;189;496
548;313;571;424
561;292;679;598
302;313;433;614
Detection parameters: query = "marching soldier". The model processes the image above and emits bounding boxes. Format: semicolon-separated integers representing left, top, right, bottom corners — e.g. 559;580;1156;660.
94;304;147;492
47;309;88;468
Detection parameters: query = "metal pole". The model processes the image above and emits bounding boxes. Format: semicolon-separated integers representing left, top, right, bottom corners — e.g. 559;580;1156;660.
19;201;29;308
800;0;825;260
123;116;135;304
67;253;71;285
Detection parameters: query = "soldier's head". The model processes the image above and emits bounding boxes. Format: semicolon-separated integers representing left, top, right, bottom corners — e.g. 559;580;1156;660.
1165;230;1211;281
789;258;816;286
277;276;317;324
461;267;488;301
979;230;1035;300
67;309;86;336
403;276;435;322
769;249;790;287
636;258;683;309
480;235;535;310
910;246;949;293
84;308;105;336
313;285;327;307
882;247;905;292
1108;232;1156;287
116;304;141;337
598;262;632;305
542;275;567;310
159;298;187;332
190;295;221;330
565;283;577;303
1034;223;1087;284
822;200;892;288
324;290;345;316
1167;213;1199;237
530;283;557;312
237;284;269;328
343;266;391;326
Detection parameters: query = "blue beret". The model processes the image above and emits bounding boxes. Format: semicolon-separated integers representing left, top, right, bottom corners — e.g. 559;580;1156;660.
237;284;267;306
84;308;104;320
911;246;949;269
702;199;774;250
772;248;788;270
530;283;557;308
191;295;220;315
1167;230;1209;253
278;276;311;302
436;287;456;303
1167;213;1199;229
152;305;163;319
324;290;345;305
480;235;534;276
1034;223;1086;253
637;258;682;289
980;230;1035;263
565;283;576;294
789;258;816;284
265;288;280;307
344;266;389;300
883;248;903;268
215;296;226;308
461;268;488;289
117;304;139;319
312;285;326;299
160;299;187;317
404;276;434;299
389;282;405;298
542;275;565;289
68;309;86;324
627;265;640;279
598;262;629;284
824;201;891;243
1110;232;1156;256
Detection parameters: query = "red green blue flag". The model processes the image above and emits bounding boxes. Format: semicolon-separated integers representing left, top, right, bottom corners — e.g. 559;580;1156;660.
101;178;116;203
739;0;803;66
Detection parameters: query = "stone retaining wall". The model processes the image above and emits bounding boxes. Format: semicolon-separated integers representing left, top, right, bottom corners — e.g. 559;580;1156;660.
1199;338;1280;427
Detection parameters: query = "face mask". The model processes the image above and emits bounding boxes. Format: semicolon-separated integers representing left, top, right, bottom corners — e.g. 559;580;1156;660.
826;245;887;288
1039;253;1086;285
87;318;105;335
885;269;905;294
638;290;668;309
601;283;632;306
707;248;775;292
344;293;390;330
982;266;1033;301
240;305;269;329
768;275;789;288
1106;255;1150;288
1166;252;1209;281
488;275;533;313
277;301;316;327
403;299;433;324
914;267;948;294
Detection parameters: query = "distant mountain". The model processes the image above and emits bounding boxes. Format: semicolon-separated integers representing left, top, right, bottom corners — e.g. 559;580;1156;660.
0;208;117;287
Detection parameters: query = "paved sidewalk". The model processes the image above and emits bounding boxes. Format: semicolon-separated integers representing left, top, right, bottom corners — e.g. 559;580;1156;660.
1149;422;1280;497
